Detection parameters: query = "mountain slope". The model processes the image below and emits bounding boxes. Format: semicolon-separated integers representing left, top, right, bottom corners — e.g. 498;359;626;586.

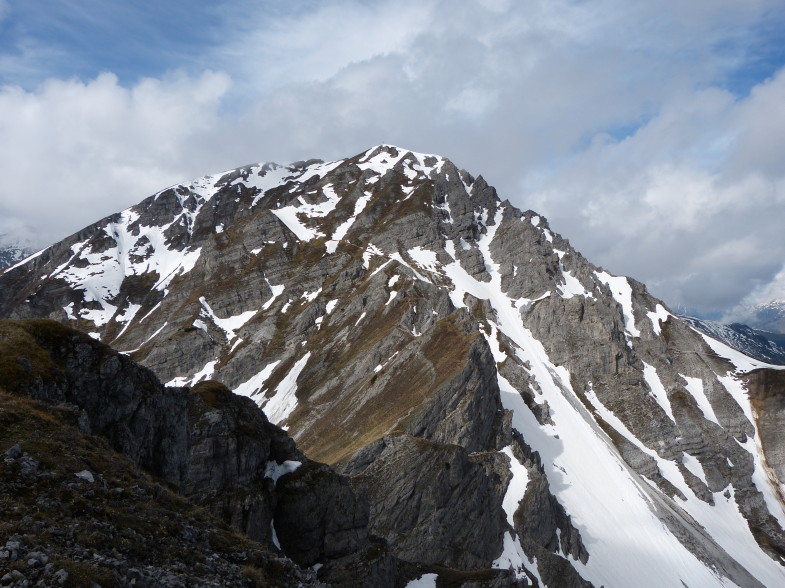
0;318;374;586
0;239;33;271
1;318;517;587
681;315;785;364
743;300;785;335
3;145;785;586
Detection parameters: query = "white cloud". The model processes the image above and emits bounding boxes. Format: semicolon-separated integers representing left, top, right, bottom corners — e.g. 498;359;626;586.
0;70;231;244
217;0;434;94
527;66;785;315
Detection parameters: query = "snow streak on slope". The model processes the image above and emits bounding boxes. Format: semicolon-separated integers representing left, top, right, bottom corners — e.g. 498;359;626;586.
583;385;785;587
697;328;784;373
233;361;282;399
365;204;785;586
470;259;739;586
554;249;593;300
197;297;256;344
643;363;676;423
45;208;204;331
694;331;785;534
2;245;46;273
260;353;311;428
647;303;670;335
595;270;640;338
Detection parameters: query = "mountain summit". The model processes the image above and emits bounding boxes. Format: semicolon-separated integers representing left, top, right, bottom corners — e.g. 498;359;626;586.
3;145;785;586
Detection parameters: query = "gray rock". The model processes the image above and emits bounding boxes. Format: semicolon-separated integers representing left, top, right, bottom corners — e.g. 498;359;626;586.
0;321;401;585
346;434;509;570
52;569;68;586
74;470;94;483
4;444;22;460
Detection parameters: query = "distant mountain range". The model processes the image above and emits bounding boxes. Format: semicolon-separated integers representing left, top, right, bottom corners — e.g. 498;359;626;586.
738;300;785;335
681;315;785;365
3;145;785;586
0;240;34;271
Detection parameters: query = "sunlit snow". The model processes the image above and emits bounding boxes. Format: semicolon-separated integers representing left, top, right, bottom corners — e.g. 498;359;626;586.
260;353;311;427
595;270;640;338
647;303;670;335
643;363;676;423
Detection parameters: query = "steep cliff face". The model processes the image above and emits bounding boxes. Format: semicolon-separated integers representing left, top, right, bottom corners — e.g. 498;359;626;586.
0;387;319;588
0;319;413;586
3;145;785;586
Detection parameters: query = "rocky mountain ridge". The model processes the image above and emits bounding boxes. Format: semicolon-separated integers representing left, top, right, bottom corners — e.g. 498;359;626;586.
681;316;785;365
0;240;33;271
741;300;785;336
3;145;785;586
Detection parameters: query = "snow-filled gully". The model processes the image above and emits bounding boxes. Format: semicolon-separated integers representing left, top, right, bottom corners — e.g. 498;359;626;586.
399;207;785;586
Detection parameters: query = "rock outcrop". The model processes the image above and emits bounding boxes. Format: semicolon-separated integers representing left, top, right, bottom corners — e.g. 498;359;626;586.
0;319;401;586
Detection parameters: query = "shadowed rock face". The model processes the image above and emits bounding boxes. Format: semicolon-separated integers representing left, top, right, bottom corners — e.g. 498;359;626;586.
0;319;394;585
3;145;785;585
345;434;510;570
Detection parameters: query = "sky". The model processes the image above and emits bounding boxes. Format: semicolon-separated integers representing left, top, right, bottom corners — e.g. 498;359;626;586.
1;0;785;322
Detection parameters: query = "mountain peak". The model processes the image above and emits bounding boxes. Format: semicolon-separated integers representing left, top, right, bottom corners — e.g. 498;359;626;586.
3;147;785;586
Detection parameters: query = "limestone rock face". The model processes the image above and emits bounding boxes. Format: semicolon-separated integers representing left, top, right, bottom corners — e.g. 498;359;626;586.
4;145;785;586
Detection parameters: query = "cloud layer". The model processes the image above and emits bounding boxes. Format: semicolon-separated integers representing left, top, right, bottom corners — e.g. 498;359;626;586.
1;0;785;319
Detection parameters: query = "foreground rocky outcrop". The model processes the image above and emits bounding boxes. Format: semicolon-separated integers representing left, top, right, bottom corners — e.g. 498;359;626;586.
0;382;314;587
0;319;520;586
3;145;785;585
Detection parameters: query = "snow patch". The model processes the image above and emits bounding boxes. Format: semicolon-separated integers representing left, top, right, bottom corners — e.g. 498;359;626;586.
326;191;373;254
554;250;592;300
404;573;438;588
682;452;709;486
166;359;217;387
493;532;534;581
233;361;282;398
499;442;529;527
595;271;640;337
647;304;670;335
408;246;442;276
643;363;676;423
302;288;321;303
682;375;719;425
262;280;285;311
198;297;256;344
695;330;782;373
271;206;323;242
264;460;302;485
261;353;311;427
